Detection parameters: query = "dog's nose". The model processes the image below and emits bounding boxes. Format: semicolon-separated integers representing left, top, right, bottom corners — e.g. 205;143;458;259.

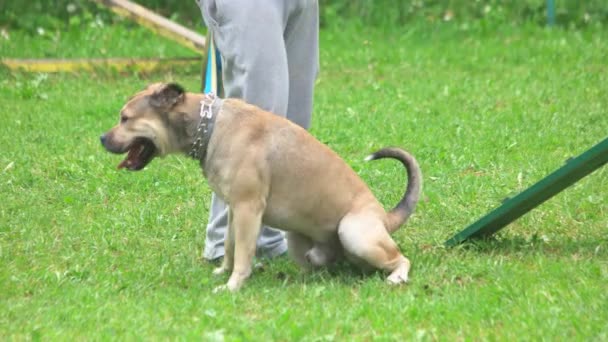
100;134;106;146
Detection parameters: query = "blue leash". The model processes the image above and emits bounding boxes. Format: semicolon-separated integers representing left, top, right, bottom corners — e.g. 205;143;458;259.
204;37;222;94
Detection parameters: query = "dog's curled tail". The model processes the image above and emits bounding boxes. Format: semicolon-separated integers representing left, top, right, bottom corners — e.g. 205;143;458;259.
365;147;422;233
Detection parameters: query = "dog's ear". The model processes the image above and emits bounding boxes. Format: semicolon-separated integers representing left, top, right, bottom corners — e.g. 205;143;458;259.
149;83;186;109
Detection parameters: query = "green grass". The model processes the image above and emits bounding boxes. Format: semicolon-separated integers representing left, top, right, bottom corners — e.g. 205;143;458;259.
1;20;607;340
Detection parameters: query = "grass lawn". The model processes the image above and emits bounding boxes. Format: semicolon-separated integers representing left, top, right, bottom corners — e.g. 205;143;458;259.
1;18;607;340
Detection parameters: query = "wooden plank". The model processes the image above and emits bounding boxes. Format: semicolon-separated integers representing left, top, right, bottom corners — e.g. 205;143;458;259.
445;137;608;246
94;0;206;53
1;57;200;73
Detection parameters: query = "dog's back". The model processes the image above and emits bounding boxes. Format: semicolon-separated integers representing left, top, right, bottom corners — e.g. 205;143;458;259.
206;98;375;241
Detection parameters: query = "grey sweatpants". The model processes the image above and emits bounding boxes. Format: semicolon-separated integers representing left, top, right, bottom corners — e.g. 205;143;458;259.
196;0;319;260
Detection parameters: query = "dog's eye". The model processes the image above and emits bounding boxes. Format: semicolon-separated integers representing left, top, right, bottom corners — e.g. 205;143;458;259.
120;115;128;124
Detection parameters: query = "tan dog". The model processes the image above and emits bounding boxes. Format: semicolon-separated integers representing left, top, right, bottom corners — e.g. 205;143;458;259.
101;83;422;291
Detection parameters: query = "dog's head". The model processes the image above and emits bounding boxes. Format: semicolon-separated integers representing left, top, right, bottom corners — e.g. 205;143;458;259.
100;83;187;171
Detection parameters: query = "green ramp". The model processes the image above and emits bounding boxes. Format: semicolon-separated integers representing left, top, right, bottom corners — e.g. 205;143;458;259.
445;137;608;246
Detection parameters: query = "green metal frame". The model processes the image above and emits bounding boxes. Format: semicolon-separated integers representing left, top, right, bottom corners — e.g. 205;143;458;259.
445;137;608;246
547;0;556;26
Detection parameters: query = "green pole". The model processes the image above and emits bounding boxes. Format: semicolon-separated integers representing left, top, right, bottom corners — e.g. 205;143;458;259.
547;0;556;26
446;137;608;246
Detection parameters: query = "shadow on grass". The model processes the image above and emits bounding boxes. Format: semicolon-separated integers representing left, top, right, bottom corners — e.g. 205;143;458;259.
448;234;607;256
219;254;399;291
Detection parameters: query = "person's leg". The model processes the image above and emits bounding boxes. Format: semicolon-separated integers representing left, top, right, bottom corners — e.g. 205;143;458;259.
211;0;290;115
202;193;229;260
198;0;290;260
284;0;319;129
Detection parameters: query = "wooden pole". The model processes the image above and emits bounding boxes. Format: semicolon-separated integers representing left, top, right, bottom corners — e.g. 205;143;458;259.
94;0;206;53
2;57;200;73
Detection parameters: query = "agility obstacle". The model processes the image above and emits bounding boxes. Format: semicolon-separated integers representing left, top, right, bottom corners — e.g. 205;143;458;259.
445;137;608;246
2;0;207;72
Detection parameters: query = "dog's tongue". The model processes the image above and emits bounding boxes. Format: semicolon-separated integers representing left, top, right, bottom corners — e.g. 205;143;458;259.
117;144;140;169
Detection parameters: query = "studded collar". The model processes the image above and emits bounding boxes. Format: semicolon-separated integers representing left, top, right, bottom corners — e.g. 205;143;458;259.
188;93;219;162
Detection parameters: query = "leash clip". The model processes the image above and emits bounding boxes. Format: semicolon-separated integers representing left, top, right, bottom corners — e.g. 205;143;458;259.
201;92;216;119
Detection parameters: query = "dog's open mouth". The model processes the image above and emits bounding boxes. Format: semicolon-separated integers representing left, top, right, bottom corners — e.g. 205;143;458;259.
118;138;157;171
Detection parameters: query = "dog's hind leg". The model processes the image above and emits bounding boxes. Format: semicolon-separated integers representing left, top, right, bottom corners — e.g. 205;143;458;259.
338;212;411;284
288;232;341;269
287;232;314;269
306;242;340;268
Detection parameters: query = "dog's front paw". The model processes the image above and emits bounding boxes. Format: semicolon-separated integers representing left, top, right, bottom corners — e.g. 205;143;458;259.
212;281;241;293
212;265;229;276
212;284;229;293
